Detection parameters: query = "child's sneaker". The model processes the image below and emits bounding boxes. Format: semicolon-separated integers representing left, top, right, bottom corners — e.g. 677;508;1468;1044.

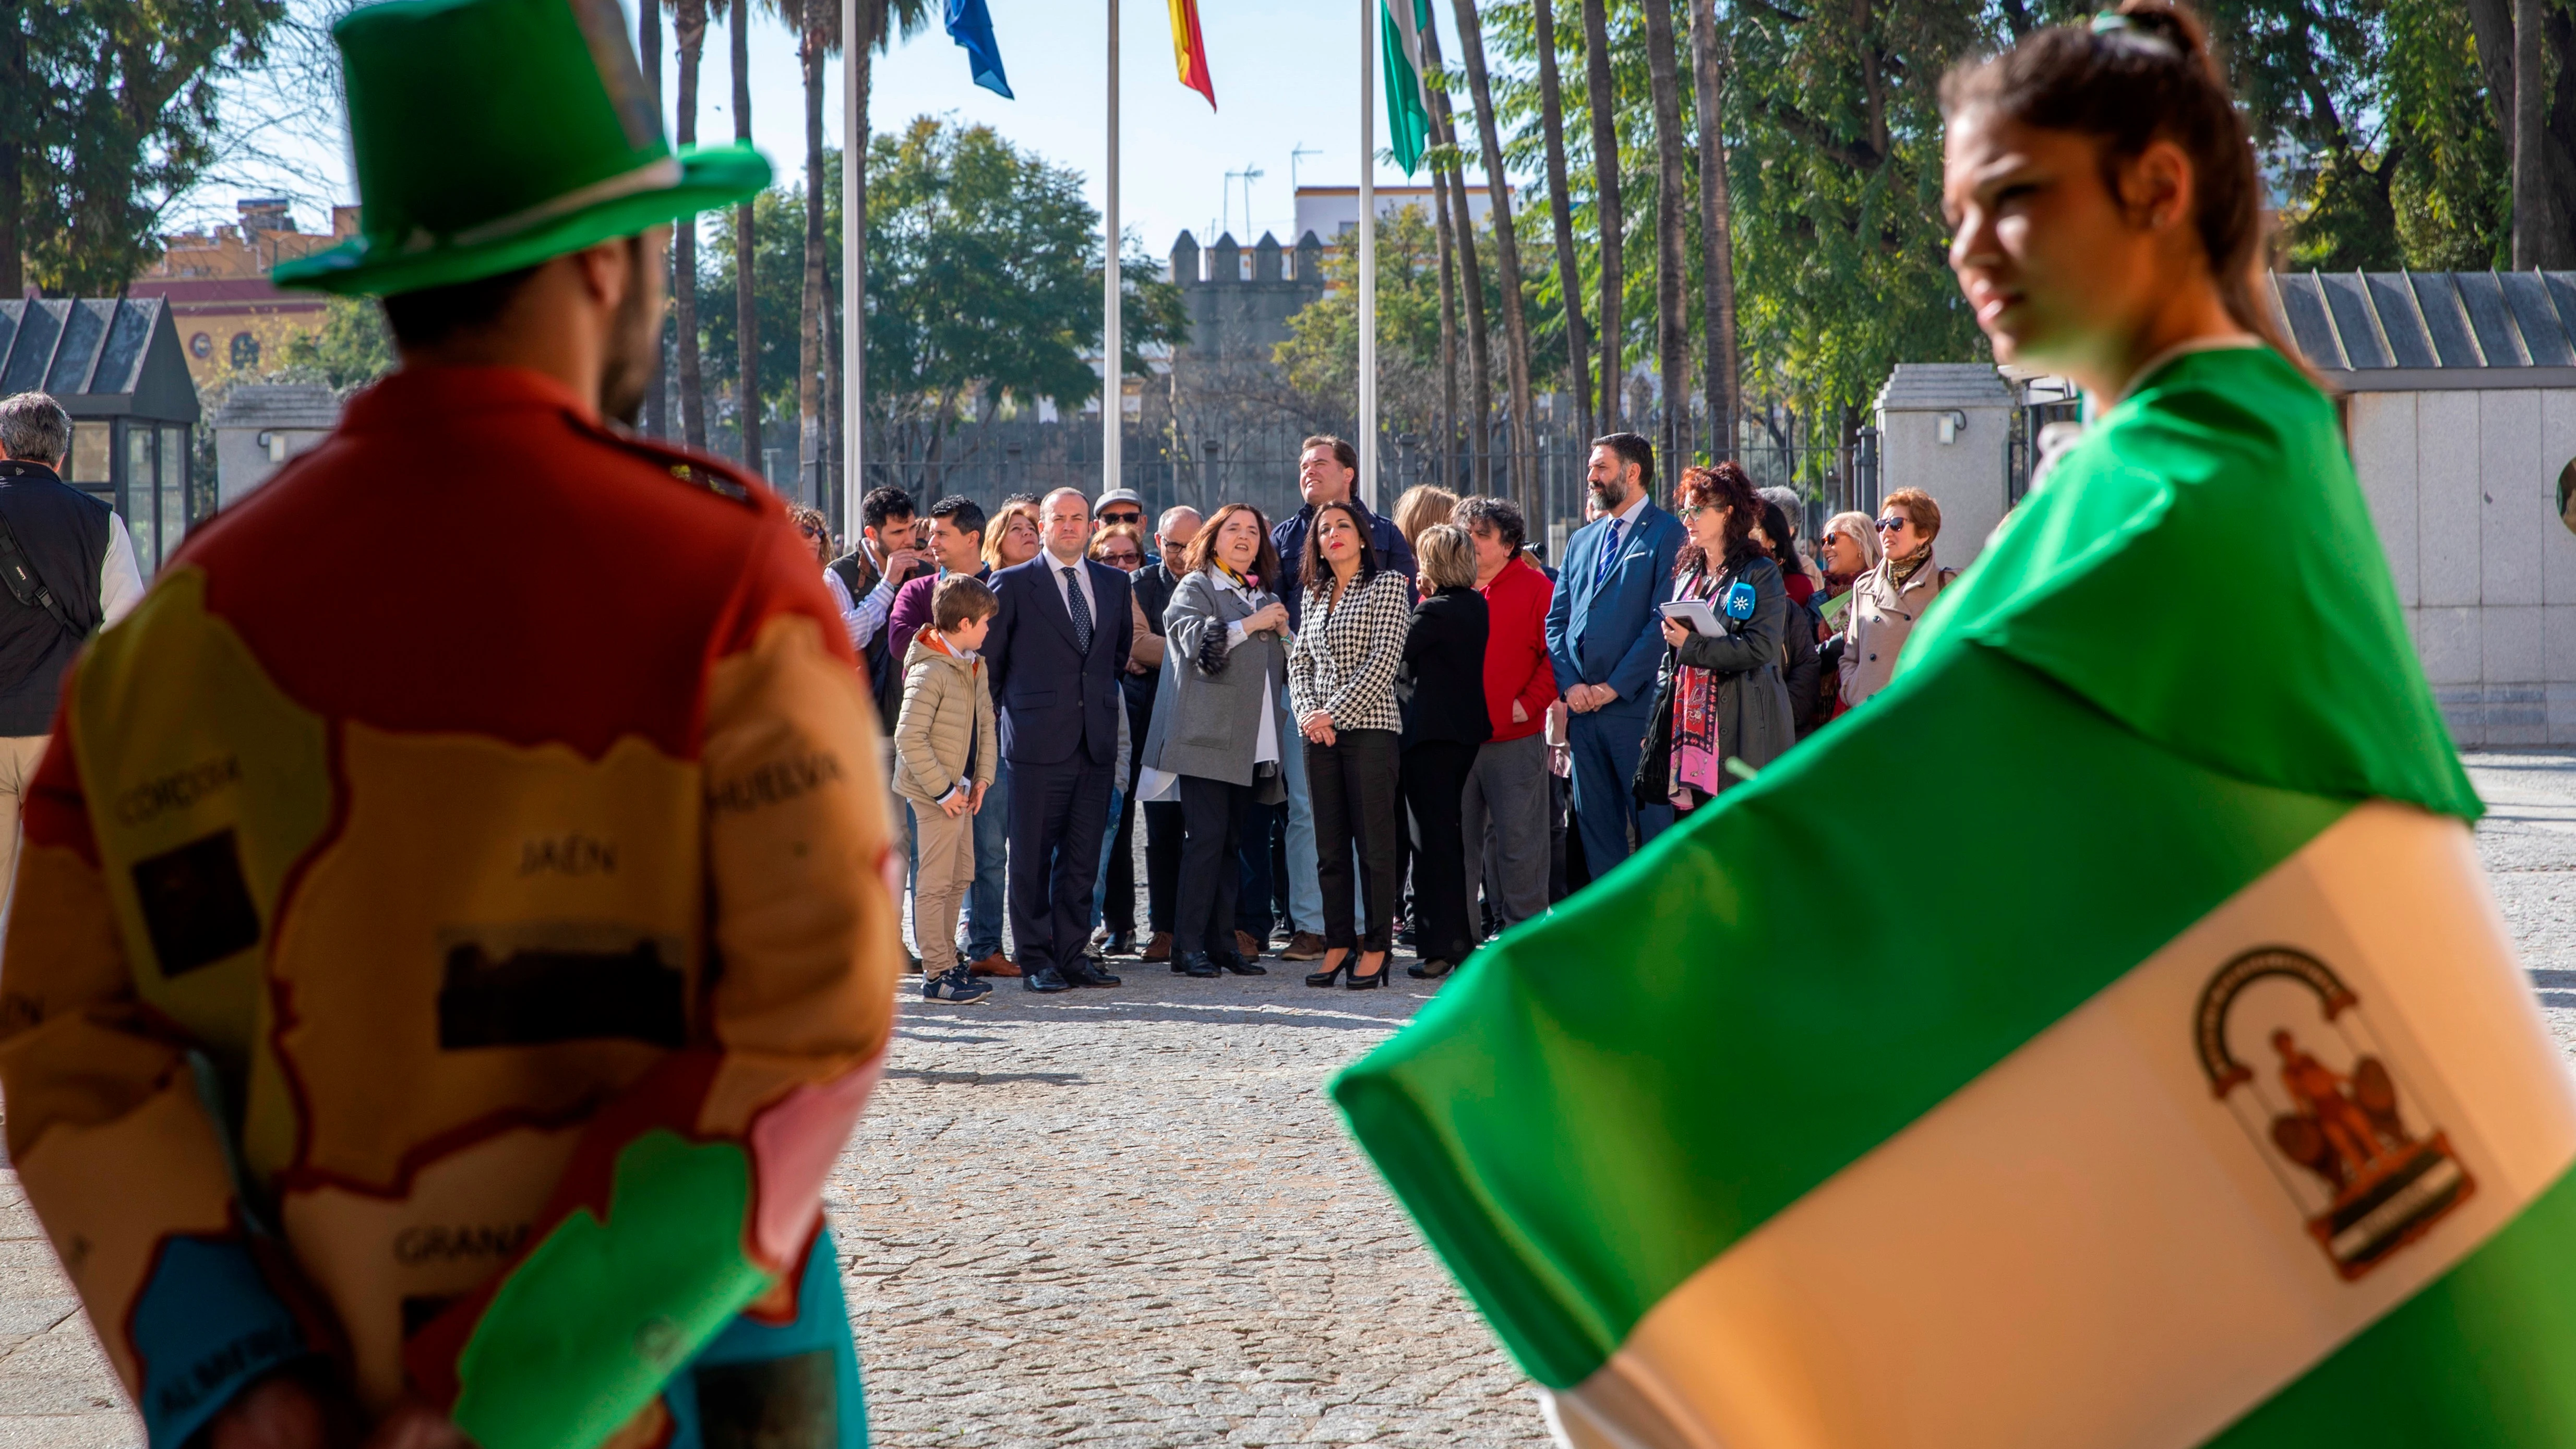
922;965;991;1002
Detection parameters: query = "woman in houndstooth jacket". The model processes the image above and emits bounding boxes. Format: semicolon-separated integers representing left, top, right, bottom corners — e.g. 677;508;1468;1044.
1289;500;1416;988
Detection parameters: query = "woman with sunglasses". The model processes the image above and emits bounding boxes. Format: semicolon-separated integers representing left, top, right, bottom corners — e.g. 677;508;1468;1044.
1634;463;1797;816
1835;488;1950;711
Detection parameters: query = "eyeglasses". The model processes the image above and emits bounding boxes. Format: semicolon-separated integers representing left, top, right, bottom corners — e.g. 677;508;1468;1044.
1099;510;1143;526
1099;550;1142;567
1875;516;1910;533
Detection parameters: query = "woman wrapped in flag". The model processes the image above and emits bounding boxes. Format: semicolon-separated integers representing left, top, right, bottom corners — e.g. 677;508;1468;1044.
1333;4;2576;1445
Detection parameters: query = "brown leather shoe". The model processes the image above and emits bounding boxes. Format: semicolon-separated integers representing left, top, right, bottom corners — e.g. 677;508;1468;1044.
1141;931;1173;963
1280;931;1326;962
1234;929;1265;961
968;953;1020;978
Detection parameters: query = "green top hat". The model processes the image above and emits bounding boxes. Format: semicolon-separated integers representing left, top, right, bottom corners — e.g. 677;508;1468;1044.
273;0;771;297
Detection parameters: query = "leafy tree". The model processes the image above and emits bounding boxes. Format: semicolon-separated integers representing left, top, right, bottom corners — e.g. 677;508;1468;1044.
3;0;285;295
696;123;1184;466
858;118;1183;461
278;294;394;389
1277;203;1556;445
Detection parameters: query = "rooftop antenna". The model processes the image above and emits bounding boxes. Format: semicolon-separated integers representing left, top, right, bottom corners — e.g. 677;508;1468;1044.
1240;163;1266;239
1290;143;1323;196
1223;166;1247;238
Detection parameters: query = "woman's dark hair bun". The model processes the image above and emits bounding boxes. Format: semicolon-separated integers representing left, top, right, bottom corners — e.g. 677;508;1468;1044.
1941;0;2305;369
2107;1;2217;77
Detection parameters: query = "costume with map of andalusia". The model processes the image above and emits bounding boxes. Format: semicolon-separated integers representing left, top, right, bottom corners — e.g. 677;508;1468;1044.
0;2;900;1448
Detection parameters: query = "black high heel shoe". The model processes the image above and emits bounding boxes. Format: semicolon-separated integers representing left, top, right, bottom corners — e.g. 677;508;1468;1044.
1305;948;1351;987
1347;950;1389;989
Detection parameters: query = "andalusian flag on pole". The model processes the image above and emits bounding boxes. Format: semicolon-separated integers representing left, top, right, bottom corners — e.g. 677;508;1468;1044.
1335;344;2576;1447
1379;0;1434;174
1168;0;1216;109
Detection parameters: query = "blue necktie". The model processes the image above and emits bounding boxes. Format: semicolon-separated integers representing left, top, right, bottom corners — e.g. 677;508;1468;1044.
1063;566;1094;654
1593;518;1624;590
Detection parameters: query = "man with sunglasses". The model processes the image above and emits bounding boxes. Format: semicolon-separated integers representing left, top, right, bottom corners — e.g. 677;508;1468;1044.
1838;487;1953;710
1094;487;1148;543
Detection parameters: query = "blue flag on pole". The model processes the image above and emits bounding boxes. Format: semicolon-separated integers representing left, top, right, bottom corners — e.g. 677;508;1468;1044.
944;0;1013;99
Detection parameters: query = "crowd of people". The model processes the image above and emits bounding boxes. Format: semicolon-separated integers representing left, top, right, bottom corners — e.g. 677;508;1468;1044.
810;431;1960;1002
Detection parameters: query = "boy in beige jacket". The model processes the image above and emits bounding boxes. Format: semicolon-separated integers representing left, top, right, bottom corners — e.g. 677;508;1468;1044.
896;576;1002;1001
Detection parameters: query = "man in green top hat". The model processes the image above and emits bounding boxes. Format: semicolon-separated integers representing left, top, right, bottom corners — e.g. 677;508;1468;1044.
0;1;905;1447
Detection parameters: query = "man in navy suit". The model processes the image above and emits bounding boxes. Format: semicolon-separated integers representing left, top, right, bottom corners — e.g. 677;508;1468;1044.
985;487;1135;991
1544;432;1687;879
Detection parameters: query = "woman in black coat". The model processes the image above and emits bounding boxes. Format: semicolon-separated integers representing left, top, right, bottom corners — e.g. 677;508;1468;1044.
1396;524;1492;977
1636;463;1799;816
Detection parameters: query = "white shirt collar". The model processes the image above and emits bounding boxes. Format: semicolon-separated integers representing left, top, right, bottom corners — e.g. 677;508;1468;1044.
1043;544;1087;572
1604;488;1649;529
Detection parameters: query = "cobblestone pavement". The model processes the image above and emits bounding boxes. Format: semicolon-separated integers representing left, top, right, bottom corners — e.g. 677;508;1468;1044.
8;753;2576;1446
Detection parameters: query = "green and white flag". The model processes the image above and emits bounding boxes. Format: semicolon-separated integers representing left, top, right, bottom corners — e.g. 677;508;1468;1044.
1381;0;1435;175
1335;344;2576;1447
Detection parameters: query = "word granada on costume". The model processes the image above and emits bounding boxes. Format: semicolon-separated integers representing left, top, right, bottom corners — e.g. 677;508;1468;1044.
393;1222;531;1266
708;751;844;813
116;756;243;827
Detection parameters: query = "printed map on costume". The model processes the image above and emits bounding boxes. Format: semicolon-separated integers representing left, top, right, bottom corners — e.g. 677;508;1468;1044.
1335;345;2576;1447
0;368;902;1449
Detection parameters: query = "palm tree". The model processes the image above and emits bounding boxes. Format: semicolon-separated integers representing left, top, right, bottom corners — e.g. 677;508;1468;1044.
1447;0;1538;517
1422;24;1493;490
730;0;761;472
1433;165;1460;488
1687;0;1738;460
672;0;710;448
639;0;669;438
844;1;933;506
1533;0;1591;444
1579;0;1622;435
794;0;836;508
1640;0;1690;470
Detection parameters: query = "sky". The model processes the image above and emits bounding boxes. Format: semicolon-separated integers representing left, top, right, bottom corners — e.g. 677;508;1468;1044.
214;0;1482;260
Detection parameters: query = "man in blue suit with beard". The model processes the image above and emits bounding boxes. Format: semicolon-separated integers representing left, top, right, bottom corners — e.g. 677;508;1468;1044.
1545;432;1687;879
985;487;1134;991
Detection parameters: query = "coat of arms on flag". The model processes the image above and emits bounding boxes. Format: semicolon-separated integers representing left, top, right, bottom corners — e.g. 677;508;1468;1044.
2196;947;2474;1281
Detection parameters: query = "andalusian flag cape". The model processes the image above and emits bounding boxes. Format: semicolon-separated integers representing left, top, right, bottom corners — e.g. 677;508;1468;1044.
1335;343;2576;1447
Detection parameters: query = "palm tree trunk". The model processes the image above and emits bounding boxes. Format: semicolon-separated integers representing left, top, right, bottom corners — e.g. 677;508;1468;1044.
2514;0;2546;267
1434;172;1460;491
1687;0;1737;460
1641;0;1690;471
850;14;873;502
798;1;828;506
1448;0;1539;518
730;0;762;473
1533;0;1590;444
1423;27;1494;492
674;0;709;448
640;0;669;438
1580;0;1623;435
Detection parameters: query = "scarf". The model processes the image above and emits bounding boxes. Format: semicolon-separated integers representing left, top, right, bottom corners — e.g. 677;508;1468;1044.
1669;568;1728;804
1887;540;1934;588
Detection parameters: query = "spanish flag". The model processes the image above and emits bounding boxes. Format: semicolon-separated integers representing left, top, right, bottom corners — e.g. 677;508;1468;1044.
1168;0;1215;109
1336;342;2576;1446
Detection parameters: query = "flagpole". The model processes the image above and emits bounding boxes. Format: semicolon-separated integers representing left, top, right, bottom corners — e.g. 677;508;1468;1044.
1104;0;1123;503
1358;0;1378;510
840;0;864;545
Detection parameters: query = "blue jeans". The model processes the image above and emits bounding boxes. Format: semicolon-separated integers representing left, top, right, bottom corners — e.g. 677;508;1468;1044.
962;761;1011;960
1567;703;1671;879
1276;735;1322;932
1089;783;1127;929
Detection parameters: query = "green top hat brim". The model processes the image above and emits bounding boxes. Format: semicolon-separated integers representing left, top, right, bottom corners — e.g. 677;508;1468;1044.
271;142;771;298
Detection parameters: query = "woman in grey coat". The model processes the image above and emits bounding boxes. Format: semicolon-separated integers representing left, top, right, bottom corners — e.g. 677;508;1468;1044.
1136;503;1295;978
1635;463;1799;815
